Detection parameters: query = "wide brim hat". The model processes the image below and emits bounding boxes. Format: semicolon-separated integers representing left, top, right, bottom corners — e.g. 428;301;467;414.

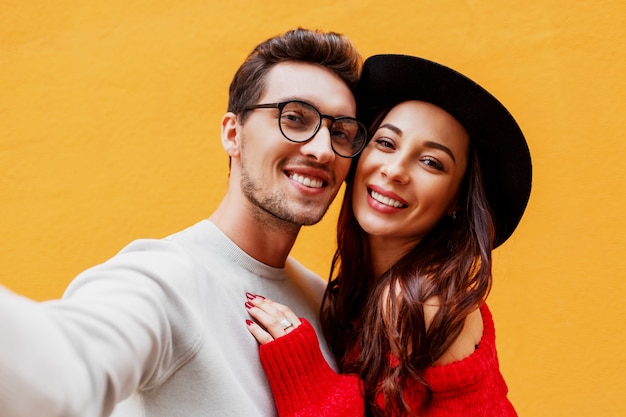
355;54;532;247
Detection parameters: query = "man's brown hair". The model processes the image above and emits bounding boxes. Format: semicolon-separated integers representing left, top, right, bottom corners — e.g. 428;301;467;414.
227;27;362;122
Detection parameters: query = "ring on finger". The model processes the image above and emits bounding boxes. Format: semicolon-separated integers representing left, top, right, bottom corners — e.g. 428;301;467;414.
280;318;294;330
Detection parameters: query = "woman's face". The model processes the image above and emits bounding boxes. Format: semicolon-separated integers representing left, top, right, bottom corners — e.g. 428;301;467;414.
353;100;470;249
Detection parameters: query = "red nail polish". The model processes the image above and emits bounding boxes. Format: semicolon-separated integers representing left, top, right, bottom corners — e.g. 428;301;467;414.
245;301;254;309
246;319;254;326
246;292;256;300
256;294;266;299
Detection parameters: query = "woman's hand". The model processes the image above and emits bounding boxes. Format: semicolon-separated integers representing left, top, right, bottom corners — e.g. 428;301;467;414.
245;292;301;345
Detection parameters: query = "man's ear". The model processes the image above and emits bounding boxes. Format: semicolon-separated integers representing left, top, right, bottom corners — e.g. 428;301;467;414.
221;112;241;157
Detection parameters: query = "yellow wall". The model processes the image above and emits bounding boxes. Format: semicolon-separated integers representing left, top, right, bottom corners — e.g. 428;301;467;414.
1;1;625;415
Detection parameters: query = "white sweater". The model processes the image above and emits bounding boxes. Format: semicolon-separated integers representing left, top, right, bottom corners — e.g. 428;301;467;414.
0;220;336;417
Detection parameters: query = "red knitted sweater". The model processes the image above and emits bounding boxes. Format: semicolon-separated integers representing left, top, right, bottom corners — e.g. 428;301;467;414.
259;303;517;416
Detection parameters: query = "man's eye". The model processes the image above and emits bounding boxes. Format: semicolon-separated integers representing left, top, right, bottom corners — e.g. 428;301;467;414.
282;113;304;123
331;129;349;140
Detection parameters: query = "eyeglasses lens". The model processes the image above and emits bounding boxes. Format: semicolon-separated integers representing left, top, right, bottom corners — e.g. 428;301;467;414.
279;101;365;157
279;101;319;142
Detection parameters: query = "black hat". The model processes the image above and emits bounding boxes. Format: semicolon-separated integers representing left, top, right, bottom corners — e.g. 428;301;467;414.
355;54;532;247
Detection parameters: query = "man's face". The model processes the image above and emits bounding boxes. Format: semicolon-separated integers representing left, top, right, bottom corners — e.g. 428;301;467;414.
237;62;355;227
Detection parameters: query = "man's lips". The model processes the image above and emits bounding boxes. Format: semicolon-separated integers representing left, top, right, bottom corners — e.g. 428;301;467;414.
289;172;324;188
284;166;329;189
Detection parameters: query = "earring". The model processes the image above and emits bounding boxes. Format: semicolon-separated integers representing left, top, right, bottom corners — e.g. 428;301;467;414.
450;210;457;220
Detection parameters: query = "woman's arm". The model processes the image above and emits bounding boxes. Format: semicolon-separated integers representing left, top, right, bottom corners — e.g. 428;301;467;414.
245;296;364;417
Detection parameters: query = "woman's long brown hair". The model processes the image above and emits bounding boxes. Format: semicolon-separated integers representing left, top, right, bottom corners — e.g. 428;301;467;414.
321;109;496;416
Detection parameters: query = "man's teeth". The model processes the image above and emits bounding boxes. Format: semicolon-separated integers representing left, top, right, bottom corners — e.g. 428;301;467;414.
290;173;323;188
370;190;405;208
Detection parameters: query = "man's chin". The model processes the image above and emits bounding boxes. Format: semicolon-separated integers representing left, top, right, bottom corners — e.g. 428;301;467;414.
275;208;327;227
294;209;329;226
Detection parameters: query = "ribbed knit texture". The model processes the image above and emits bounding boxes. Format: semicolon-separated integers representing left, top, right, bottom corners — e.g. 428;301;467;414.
260;304;517;416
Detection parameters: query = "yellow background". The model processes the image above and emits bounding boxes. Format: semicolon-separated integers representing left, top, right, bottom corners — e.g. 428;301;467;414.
1;1;625;415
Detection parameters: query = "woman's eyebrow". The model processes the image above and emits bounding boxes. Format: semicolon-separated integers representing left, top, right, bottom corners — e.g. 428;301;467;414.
378;123;402;135
423;141;456;162
379;123;457;162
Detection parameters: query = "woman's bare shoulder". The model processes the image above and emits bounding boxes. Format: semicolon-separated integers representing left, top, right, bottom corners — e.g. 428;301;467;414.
433;306;483;366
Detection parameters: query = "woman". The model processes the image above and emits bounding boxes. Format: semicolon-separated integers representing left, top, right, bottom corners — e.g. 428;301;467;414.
244;54;532;416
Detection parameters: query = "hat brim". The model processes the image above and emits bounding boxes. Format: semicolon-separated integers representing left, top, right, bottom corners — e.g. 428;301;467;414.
355;54;532;247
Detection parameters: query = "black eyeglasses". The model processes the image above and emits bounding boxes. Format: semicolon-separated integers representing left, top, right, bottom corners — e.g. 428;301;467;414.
244;100;368;158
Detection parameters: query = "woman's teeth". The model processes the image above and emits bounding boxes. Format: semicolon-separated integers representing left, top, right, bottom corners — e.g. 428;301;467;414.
370;190;405;208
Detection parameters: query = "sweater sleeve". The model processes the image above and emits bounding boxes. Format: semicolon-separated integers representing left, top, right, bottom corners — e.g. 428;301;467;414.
0;239;204;417
259;319;364;417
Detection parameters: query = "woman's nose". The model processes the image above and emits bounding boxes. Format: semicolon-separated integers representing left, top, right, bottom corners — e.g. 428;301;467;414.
380;156;410;184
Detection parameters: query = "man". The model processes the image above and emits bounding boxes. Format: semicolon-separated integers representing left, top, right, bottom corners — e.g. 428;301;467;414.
0;28;365;417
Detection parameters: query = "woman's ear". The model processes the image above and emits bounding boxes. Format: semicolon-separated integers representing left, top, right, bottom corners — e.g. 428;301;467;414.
221;112;241;158
447;199;461;220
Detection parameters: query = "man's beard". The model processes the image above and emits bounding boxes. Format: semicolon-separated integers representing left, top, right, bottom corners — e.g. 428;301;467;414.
240;166;327;228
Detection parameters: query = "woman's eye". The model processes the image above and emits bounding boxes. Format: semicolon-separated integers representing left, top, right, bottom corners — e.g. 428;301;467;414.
374;137;394;149
422;157;444;171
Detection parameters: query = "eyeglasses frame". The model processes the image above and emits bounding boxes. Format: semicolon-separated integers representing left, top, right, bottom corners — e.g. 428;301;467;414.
243;100;368;158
